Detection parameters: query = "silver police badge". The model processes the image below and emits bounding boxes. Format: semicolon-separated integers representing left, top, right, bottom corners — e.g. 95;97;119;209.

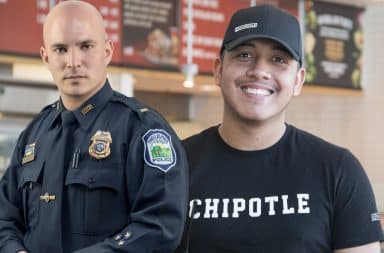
89;130;112;159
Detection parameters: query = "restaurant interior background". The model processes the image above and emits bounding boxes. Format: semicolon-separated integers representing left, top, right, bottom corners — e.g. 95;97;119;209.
1;0;384;242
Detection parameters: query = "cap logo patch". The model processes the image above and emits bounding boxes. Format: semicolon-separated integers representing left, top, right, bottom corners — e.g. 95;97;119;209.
142;129;176;172
235;22;258;32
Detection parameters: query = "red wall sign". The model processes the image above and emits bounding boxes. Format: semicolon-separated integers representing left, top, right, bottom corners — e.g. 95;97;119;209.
0;0;48;56
0;0;302;74
179;0;250;74
0;0;122;63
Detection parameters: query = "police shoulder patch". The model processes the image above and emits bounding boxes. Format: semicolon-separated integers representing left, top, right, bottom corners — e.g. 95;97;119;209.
142;129;176;172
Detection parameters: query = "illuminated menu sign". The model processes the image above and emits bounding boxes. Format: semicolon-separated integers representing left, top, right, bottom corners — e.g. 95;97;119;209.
0;0;251;73
256;0;298;17
85;0;122;63
0;0;48;56
121;0;179;70
179;0;250;74
304;1;364;89
1;0;308;75
0;0;122;63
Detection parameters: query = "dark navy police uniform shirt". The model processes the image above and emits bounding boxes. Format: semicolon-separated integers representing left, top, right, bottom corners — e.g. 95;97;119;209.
0;81;188;253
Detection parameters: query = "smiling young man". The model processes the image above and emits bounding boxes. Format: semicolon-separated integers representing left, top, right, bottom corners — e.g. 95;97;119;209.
0;1;188;253
175;5;383;253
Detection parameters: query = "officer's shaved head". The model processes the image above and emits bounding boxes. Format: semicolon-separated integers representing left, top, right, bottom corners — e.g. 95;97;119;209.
43;0;107;46
40;0;114;111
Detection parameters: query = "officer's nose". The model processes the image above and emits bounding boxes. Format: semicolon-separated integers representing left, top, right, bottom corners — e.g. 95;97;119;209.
66;48;81;69
246;59;272;80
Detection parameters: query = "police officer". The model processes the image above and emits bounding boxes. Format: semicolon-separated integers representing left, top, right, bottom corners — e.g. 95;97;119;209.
0;1;188;252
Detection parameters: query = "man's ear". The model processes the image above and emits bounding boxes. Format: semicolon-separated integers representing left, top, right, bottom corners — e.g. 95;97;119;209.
293;67;306;96
40;46;49;65
104;39;114;66
213;57;223;87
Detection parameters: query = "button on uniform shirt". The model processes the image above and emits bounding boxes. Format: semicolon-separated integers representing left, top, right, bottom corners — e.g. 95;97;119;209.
0;81;188;253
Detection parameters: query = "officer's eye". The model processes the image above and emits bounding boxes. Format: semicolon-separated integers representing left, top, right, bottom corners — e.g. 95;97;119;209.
81;43;93;50
53;47;67;54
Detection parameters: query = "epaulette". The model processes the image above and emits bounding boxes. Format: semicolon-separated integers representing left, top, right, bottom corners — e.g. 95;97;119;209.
39;100;59;114
27;100;59;125
111;92;150;120
19;100;59;141
111;92;173;133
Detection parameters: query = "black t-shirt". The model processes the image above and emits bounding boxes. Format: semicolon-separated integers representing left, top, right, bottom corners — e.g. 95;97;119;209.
176;124;383;253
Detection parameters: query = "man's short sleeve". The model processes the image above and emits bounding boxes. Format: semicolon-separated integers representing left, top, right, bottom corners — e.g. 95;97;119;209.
333;150;384;249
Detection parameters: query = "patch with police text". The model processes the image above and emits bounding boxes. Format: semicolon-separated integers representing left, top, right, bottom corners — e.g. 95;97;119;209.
142;129;176;172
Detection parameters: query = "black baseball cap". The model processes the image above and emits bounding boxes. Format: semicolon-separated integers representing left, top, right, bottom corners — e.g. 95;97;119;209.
221;5;303;66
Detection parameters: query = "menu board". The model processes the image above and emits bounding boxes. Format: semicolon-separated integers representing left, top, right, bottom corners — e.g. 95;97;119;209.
304;1;364;89
0;0;47;56
0;0;122;63
0;0;252;73
121;0;179;70
87;0;122;63
179;0;250;74
2;0;364;88
256;0;298;17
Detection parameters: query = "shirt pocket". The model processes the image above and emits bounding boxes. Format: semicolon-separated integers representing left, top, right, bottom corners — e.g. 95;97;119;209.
17;159;44;230
65;162;127;235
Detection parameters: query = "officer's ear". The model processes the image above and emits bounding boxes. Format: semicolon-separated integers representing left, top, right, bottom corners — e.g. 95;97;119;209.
40;46;49;65
104;39;114;66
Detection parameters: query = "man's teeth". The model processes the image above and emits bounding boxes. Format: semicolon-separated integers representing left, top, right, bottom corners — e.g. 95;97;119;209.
243;87;272;96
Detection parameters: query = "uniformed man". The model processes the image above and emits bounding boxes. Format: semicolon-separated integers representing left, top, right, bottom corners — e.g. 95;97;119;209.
0;1;188;252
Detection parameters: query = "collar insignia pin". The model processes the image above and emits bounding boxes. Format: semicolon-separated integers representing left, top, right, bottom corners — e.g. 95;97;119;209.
81;104;94;115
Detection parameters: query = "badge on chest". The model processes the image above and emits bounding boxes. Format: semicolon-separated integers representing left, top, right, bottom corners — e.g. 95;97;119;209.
89;130;112;159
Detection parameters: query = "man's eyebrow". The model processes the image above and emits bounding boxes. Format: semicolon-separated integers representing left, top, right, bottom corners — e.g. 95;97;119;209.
77;40;96;45
50;43;67;49
271;44;292;55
